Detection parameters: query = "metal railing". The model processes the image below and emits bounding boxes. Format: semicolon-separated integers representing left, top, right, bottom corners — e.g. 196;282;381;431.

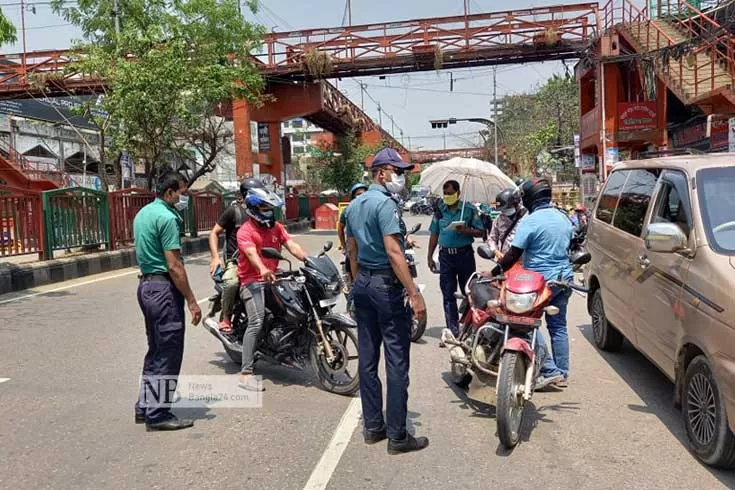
41;187;110;259
108;187;155;250
0;184;44;259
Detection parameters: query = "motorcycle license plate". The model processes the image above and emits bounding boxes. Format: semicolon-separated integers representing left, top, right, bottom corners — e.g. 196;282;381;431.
495;313;541;327
319;297;339;308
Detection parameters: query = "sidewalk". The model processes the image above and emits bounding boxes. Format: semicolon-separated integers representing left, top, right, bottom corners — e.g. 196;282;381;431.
0;218;311;295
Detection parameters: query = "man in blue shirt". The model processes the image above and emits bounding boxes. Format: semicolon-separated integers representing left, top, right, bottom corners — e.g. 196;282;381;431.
492;178;573;389
426;180;484;341
344;147;428;455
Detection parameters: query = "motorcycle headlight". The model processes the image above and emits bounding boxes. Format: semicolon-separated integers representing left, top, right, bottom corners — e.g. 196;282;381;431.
505;291;538;314
326;280;341;296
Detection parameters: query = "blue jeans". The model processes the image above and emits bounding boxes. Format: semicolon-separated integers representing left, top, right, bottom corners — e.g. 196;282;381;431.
353;269;412;440
439;247;476;335
538;286;571;379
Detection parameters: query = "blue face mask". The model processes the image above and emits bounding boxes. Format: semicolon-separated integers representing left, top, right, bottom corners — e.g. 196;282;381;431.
174;195;189;211
260;209;274;218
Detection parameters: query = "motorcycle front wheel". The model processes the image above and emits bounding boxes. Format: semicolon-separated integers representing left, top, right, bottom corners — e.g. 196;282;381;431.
310;322;360;396
496;351;527;449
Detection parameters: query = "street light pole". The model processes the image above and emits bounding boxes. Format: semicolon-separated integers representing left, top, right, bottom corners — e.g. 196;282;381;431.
493;67;498;166
20;0;27;76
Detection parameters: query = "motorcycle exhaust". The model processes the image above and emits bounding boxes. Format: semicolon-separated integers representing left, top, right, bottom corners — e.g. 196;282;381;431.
441;328;469;365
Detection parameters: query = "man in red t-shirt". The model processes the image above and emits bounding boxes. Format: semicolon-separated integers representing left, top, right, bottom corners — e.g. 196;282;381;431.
236;187;307;391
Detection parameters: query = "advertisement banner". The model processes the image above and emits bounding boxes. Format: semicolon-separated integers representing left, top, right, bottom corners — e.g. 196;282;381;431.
574;134;581;167
618;102;657;131
250;121;259;153
257;123;271;153
729;118;735;153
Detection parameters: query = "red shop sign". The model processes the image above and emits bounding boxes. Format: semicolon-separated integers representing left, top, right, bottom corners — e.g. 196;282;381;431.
618;102;657;131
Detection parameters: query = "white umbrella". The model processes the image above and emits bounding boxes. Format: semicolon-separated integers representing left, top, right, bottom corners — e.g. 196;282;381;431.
419;157;516;205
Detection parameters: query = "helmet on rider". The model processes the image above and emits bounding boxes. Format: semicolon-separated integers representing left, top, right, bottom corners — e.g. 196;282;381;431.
495;188;521;216
240;177;266;199
350;183;368;199
245;187;282;228
519;178;552;213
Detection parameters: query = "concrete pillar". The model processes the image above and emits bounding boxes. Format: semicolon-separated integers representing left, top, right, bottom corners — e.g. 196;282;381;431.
268;121;283;184
233;98;253;179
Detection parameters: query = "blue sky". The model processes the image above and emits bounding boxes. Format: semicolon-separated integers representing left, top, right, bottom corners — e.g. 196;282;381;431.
0;0;587;150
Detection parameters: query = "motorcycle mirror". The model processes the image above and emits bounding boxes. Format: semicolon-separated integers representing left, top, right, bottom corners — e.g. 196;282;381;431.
477;244;495;261
571;250;591;266
409;223;421;235
261;247;286;261
323;241;333;253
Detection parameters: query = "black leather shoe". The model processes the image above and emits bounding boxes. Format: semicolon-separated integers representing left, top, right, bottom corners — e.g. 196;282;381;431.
364;426;387;445
387;433;429;455
145;416;194;432
135;413;145;424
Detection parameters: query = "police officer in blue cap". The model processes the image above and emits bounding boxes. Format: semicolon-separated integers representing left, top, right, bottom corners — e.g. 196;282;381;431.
344;147;429;454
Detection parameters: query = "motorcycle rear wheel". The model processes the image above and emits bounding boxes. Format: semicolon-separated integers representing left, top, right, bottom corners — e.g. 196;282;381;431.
310;323;360;396
410;308;427;342
496;351;527;449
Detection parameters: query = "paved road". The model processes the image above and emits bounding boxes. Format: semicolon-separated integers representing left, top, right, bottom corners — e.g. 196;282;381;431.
1;215;734;489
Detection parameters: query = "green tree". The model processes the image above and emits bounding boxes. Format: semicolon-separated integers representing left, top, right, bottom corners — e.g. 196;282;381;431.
51;0;266;189
309;131;376;193
496;74;578;179
0;9;16;45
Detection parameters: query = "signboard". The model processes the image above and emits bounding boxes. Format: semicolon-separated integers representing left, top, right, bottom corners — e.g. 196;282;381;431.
710;117;730;152
573;134;581;167
250;122;259;153
257;123;271;152
580;154;595;171
69;174;102;190
604;147;619;166
580;173;598;210
252;163;260;178
672;120;709;150
618;102;657;131
0;96;106;130
730;117;735;153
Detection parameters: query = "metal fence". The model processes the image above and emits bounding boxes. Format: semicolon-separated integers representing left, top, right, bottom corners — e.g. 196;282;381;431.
0;185;45;259
109;188;155;250
42;187;110;259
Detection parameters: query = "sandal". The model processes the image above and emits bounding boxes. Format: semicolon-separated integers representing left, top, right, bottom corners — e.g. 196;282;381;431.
218;321;233;334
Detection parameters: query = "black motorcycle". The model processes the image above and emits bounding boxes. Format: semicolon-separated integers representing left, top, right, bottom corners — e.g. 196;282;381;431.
569;226;588;273
204;241;359;396
340;223;426;342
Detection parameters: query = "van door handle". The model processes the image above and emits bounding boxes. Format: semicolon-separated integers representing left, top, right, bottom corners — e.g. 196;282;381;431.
638;255;650;267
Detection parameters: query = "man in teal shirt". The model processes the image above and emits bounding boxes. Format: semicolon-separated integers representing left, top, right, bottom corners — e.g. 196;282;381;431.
426;180;484;340
133;171;201;431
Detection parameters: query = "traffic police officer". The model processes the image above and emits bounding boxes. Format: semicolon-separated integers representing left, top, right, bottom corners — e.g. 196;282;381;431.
133;171;202;431
426;180;484;341
344;147;429;454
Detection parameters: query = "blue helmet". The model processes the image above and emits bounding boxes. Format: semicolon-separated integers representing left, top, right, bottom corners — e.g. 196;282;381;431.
244;187;282;228
350;183;368;199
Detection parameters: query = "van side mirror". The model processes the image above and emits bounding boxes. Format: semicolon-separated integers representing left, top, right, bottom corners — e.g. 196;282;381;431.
644;222;688;254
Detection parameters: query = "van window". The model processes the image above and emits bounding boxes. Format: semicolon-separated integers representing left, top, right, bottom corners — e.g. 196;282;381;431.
612;169;660;237
650;170;692;237
697;167;735;255
595;170;627;224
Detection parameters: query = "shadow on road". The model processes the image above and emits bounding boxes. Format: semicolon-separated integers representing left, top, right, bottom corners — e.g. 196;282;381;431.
576;323;735;486
208;352;317;390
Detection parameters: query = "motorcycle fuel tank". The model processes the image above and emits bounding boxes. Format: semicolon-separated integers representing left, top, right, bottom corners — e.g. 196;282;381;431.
266;281;308;321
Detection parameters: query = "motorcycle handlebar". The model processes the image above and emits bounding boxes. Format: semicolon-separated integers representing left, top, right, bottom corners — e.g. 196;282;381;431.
547;279;588;293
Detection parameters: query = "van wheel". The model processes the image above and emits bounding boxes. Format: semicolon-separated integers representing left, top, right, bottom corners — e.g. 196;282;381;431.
682;356;735;468
590;288;623;352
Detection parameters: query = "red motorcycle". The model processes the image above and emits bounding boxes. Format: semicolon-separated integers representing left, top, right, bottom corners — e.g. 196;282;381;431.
442;244;589;448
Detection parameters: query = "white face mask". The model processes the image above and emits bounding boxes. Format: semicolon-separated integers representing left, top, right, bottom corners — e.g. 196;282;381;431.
385;172;406;194
174;194;189;211
501;208;516;217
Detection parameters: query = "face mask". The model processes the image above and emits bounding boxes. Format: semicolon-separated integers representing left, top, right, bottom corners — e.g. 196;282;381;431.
443;193;459;206
385;173;406;194
501;208;516;217
260;209;274;218
174;195;189;211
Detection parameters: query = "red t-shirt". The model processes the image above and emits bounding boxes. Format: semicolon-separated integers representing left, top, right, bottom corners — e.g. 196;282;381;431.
236;220;291;284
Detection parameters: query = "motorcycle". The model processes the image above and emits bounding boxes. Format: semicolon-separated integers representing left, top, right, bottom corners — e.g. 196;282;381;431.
204;241;360;396
568;226;588;273
442;244;590;449
340;222;427;342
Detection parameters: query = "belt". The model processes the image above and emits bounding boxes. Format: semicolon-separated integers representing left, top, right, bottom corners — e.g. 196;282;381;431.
440;245;472;255
139;272;171;282
359;268;395;277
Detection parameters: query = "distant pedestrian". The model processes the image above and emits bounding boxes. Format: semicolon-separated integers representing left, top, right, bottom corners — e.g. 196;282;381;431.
344;147;428;454
133;171;202;431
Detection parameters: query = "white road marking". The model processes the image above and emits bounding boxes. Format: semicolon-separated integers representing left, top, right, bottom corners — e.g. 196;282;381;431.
0;378;10;384
302;397;362;490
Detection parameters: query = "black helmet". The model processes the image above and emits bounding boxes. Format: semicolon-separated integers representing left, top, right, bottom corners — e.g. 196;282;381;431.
495;188;521;213
240;177;265;199
519;178;552;212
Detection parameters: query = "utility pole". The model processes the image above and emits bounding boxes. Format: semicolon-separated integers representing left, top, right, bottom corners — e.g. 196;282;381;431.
113;0;121;36
20;0;27;76
359;82;365;109
493;66;498;166
347;0;352;26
